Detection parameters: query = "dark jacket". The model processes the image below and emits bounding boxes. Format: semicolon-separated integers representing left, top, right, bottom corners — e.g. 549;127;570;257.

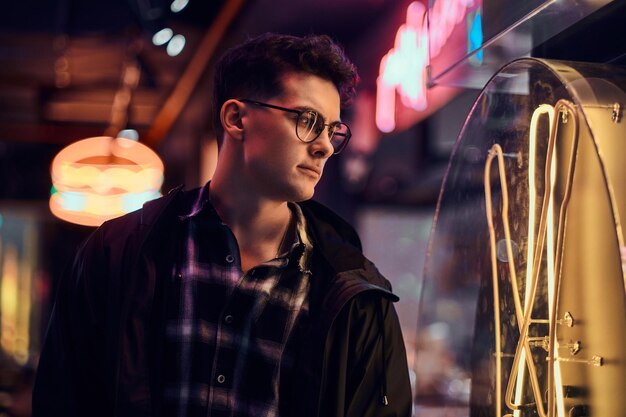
33;186;412;417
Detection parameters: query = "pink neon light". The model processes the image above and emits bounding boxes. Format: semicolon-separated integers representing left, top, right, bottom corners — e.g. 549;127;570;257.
429;0;476;56
376;55;396;133
375;2;428;132
376;0;475;132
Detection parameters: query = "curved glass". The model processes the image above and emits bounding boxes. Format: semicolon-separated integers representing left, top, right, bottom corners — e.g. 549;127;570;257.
415;58;626;417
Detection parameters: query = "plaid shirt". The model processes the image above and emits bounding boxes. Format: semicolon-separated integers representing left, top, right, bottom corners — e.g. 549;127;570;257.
163;184;313;417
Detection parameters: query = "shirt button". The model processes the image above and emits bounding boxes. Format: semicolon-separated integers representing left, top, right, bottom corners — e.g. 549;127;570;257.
176;273;182;279
217;374;226;384
225;254;234;263
224;315;234;324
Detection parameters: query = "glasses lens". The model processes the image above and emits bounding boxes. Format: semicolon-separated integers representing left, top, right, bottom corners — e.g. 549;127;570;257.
329;123;351;153
297;111;323;142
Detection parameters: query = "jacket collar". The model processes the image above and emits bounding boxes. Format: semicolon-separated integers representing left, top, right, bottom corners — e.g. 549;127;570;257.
140;185;398;301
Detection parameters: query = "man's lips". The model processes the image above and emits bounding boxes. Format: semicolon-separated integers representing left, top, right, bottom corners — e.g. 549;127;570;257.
298;165;322;177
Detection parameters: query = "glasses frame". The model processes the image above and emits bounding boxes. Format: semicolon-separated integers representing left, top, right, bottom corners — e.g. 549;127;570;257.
238;98;351;154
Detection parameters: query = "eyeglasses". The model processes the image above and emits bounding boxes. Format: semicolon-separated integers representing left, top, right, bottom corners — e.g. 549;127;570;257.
239;99;352;154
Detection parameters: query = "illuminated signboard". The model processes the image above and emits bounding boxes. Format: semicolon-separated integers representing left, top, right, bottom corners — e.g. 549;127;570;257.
50;136;164;226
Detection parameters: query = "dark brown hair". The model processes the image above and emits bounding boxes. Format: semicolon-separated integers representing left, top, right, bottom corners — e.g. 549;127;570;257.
212;33;359;143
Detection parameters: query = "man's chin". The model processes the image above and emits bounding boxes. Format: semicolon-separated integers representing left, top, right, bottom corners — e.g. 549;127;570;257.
288;186;316;203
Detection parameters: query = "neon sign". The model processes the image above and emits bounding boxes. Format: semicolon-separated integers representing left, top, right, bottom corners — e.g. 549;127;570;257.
376;0;479;133
467;7;484;66
50;136;164;226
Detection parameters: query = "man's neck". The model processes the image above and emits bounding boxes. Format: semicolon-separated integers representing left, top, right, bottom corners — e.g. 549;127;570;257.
209;174;293;271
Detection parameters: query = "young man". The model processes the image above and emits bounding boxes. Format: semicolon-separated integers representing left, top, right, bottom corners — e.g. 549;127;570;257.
33;33;412;417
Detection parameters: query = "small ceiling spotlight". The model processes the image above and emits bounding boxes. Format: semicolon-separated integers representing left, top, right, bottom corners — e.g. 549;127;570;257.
166;34;186;56
152;27;173;46
170;0;189;13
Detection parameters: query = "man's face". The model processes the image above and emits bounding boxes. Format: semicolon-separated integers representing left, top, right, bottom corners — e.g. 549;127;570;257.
240;72;341;202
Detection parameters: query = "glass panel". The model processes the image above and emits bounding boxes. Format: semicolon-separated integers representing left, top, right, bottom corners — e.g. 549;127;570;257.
427;0;616;89
415;58;626;417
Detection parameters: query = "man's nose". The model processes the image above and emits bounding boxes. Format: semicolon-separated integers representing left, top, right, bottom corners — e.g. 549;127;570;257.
310;129;334;158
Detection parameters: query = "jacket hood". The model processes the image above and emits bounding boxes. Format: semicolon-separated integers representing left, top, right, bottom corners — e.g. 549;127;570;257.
298;200;363;269
298;199;398;300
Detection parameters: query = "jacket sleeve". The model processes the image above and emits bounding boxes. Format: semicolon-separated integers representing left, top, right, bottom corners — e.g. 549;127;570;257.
32;228;112;417
322;292;413;417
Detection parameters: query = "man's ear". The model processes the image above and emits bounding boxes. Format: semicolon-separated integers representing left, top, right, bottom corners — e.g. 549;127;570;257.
220;99;245;141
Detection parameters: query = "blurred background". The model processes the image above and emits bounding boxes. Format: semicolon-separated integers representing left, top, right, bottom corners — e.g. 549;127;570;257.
1;0;626;415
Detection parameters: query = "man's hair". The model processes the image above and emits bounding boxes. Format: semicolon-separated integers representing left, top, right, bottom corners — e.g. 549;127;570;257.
212;33;359;143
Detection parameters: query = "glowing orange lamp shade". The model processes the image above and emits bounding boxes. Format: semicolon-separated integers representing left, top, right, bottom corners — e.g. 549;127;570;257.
49;136;164;226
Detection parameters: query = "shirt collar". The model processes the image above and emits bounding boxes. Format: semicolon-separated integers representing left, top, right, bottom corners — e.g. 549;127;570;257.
178;182;212;220
287;202;313;274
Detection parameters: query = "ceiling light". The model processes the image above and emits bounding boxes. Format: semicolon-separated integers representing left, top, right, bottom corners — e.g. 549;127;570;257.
171;0;189;13
166;34;186;56
152;28;173;46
